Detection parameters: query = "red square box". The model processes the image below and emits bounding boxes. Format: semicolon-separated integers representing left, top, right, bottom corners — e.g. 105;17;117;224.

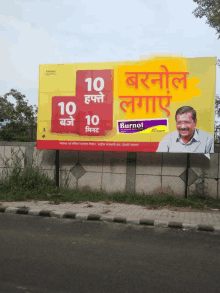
51;96;80;134
75;69;113;135
76;69;113;97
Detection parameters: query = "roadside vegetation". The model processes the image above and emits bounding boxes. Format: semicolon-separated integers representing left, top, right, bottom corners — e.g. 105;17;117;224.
0;147;220;211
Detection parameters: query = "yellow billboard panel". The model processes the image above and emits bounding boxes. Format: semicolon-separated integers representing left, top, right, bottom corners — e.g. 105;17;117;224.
37;56;216;154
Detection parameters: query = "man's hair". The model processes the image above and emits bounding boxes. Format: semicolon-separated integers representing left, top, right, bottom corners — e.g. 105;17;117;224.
175;106;197;122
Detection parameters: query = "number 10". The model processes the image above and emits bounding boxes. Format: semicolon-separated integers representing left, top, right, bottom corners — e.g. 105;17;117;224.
85;115;99;125
58;102;76;115
85;77;104;91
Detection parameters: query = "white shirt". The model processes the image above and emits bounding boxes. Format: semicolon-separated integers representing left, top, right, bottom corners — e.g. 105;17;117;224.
156;128;214;158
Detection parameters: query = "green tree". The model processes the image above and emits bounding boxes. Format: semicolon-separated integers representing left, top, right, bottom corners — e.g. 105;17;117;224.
192;0;220;39
192;1;220;141
0;89;38;141
215;94;220;143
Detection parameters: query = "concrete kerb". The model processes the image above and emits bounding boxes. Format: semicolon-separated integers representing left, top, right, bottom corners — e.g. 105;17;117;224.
168;222;183;229
182;223;198;230
16;208;29;215
198;224;214;232
87;214;101;221
50;211;66;218
0;206;9;212
126;217;140;225
154;220;169;228
75;212;89;220
213;226;220;233
63;212;76;219
0;207;219;233
5;207;19;214
28;208;43;216
100;215;115;222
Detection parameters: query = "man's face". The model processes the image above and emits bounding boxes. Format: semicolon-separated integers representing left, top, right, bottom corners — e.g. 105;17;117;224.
176;111;197;139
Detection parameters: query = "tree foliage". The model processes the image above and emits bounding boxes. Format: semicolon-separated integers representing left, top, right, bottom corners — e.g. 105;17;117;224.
193;1;220;142
0;89;38;125
0;89;38;141
192;0;220;39
215;94;220;142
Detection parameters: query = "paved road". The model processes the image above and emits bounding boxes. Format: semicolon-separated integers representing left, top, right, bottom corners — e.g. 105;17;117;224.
0;213;220;293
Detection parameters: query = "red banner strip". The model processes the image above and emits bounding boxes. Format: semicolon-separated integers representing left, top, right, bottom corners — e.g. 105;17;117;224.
36;140;159;152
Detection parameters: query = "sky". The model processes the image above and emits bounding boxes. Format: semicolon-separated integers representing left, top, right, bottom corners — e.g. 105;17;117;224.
1;0;220;118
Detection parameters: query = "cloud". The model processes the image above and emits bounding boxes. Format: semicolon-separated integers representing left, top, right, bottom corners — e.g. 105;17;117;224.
0;0;219;110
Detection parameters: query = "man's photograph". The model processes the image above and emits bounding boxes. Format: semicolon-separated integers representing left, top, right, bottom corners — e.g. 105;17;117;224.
156;106;214;155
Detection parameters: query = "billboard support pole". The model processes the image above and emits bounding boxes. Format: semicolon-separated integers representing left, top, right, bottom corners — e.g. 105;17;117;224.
185;153;190;198
55;150;59;188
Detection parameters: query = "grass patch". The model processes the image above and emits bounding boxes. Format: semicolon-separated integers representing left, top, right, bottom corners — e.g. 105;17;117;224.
0;146;219;210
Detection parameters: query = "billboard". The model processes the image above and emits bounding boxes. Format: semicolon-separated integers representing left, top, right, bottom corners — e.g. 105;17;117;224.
37;56;216;154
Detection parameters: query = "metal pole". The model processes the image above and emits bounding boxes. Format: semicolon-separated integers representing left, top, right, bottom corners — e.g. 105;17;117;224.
185;153;190;198
55;150;59;187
